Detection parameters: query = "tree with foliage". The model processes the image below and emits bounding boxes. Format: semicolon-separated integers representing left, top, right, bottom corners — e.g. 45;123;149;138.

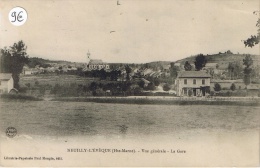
89;82;98;92
125;65;132;81
163;83;171;91
154;78;160;86
228;62;235;80
243;55;253;67
99;68;107;80
227;62;243;80
194;54;207;71
243;11;260;47
184;61;192;71
35;80;39;86
170;62;175;69
206;68;215;79
226;50;233;54
169;62;180;80
132;86;142;95
110;69;121;81
214;83;221;92
138;80;145;88
230;83;236;91
145;82;156;91
25;83;31;88
121;82;132;95
243;55;253;88
0;41;29;89
89;82;99;96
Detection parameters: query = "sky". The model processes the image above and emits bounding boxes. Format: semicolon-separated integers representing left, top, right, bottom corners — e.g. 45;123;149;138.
0;0;259;63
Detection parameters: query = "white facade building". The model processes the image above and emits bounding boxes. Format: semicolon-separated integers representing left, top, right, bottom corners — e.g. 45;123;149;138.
0;73;14;93
175;71;211;97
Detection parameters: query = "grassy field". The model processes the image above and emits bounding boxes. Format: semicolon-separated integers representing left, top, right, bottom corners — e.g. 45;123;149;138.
0;100;259;139
20;74;98;87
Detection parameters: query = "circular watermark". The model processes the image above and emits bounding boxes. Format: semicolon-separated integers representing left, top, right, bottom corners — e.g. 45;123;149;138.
8;7;27;26
6;127;17;138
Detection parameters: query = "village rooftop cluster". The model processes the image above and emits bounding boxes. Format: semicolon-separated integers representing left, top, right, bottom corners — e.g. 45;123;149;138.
1;49;259;98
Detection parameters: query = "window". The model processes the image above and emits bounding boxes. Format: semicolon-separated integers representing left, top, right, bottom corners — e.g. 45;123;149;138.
193;79;196;84
184;79;187;84
202;79;205;85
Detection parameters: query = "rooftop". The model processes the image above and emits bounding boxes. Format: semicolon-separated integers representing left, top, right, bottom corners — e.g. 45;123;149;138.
89;59;104;65
211;79;244;83
178;71;211;78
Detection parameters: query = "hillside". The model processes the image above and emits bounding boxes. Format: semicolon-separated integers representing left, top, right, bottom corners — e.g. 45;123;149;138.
145;61;171;67
175;53;260;68
27;57;83;68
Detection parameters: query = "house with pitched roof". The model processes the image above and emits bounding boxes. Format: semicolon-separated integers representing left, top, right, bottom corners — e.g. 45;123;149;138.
0;73;14;93
175;71;211;97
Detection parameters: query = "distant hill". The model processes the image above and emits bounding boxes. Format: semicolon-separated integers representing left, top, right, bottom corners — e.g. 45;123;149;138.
144;54;260;70
27;57;84;68
28;53;260;70
175;53;260;69
98;61;171;70
145;61;171;67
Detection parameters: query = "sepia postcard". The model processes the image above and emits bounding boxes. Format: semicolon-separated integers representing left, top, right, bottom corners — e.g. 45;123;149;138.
0;0;259;167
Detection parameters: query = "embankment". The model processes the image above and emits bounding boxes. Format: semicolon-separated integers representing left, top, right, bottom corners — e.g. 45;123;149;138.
0;94;43;101
52;96;260;106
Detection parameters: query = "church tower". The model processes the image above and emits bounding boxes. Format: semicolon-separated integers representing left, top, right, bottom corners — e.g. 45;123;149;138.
87;50;91;63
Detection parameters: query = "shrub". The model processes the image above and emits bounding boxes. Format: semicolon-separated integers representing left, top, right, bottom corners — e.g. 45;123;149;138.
214;83;221;92
226;91;232;97
230;83;236;91
18;87;28;93
138;80;145;88
163;83;171;91
154;78;160;86
133;86;142;95
145;82;156;91
89;82;98;91
25;83;31;88
35;80;39;86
